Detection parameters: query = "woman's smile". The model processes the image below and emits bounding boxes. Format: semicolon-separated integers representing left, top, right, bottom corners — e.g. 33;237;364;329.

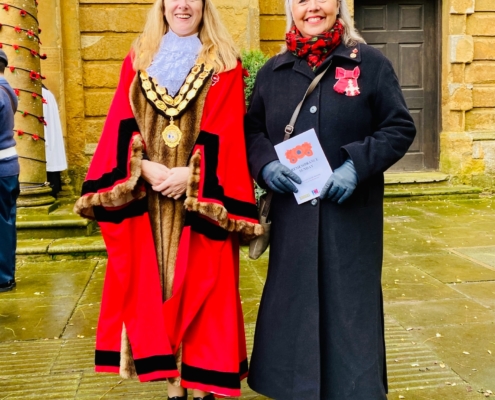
291;0;339;37
164;0;203;37
305;15;326;24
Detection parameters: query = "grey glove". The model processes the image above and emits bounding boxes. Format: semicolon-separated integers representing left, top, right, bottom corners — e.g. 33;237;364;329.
320;159;358;204
261;160;302;194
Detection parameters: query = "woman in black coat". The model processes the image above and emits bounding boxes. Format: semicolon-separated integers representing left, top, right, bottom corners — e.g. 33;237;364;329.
245;0;416;399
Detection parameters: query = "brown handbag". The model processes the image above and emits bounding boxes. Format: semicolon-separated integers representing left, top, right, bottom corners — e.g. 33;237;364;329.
249;62;333;260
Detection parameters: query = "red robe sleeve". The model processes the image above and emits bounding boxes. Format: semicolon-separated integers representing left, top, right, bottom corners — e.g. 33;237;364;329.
185;62;263;241
74;53;146;220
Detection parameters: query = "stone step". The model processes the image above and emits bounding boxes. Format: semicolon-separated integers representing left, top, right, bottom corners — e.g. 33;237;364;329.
385;171;450;188
16;204;97;240
16;236;107;261
384;185;483;201
384;172;482;200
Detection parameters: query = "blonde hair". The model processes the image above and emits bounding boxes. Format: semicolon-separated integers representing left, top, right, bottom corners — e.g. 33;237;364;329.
132;0;239;73
284;0;365;49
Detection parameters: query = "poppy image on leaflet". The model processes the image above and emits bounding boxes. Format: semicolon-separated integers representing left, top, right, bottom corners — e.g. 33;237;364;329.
285;142;314;164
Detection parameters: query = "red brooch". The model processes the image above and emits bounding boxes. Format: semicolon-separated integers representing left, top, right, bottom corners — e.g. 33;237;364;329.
333;66;361;97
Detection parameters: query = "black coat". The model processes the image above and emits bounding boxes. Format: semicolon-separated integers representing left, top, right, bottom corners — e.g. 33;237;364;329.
245;43;416;400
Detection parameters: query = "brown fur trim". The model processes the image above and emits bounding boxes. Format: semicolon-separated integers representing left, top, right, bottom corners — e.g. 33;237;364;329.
185;150;264;241
73;135;146;220
120;325;137;379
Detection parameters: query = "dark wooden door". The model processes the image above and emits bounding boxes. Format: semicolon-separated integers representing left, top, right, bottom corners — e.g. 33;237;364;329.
354;0;439;170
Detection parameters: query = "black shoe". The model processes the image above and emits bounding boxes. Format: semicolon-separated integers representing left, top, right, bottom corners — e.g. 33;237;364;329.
168;396;187;400
193;395;214;400
0;280;16;293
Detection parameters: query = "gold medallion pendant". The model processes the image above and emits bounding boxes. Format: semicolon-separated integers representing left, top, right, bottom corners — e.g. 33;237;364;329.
162;118;183;148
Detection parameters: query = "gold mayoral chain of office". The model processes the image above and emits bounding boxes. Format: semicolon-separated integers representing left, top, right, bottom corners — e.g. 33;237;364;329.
139;63;214;148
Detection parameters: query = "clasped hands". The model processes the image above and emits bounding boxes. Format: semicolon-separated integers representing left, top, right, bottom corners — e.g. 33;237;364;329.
261;159;358;204
141;159;190;200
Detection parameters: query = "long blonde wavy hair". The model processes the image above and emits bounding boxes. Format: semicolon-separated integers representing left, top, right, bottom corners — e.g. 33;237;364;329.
132;0;239;73
284;0;365;49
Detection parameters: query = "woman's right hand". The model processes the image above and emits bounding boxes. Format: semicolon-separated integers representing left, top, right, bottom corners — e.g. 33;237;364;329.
141;159;171;188
261;160;302;194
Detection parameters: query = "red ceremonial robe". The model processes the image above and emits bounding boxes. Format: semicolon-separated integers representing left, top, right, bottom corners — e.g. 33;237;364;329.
74;53;262;397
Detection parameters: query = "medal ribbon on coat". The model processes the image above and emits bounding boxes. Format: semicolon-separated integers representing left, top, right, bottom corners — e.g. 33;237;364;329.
333;66;361;97
139;63;213;148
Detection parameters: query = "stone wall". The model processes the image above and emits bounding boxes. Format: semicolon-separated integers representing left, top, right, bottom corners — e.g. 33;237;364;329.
260;0;285;55
441;0;495;188
45;0;259;191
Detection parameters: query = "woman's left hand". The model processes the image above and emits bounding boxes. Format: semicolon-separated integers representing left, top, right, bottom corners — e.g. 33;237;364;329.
320;159;359;204
152;167;190;200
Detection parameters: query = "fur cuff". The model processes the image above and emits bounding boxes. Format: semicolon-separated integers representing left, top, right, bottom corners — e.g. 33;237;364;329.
73;135;147;220
184;150;264;241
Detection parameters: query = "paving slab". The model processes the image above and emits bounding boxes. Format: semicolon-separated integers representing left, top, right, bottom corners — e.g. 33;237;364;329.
454;246;495;268
391;386;486;399
0;374;81;399
0;340;62;378
449;282;495;309
382;265;464;302
385;233;441;257
408;323;495;392
3;260;98;300
63;263;105;339
385;298;495;328
0;296;82;341
406;252;495;283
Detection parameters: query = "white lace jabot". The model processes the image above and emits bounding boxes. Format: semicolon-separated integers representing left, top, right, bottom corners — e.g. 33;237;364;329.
146;30;202;97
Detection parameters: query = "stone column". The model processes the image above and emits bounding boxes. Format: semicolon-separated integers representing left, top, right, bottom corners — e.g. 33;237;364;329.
0;0;55;212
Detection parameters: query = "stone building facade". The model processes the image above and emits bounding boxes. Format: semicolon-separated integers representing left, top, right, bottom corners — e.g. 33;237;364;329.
37;0;495;191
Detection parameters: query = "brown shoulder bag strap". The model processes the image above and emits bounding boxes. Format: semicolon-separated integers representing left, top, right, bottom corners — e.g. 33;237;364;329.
262;61;333;218
284;61;333;141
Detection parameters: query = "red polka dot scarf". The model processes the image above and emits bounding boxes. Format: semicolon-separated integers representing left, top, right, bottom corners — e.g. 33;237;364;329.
286;21;344;70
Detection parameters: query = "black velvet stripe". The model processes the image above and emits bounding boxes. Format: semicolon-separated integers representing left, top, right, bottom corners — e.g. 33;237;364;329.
81;118;139;196
185;212;229;241
195;131;258;220
134;355;177;375
95;350;120;367
181;362;241;390
93;197;148;224
240;359;248;377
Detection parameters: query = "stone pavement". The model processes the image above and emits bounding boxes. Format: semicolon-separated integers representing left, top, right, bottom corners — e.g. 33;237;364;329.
1;197;495;399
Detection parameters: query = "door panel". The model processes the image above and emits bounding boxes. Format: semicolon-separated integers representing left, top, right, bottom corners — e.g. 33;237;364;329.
355;0;439;170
